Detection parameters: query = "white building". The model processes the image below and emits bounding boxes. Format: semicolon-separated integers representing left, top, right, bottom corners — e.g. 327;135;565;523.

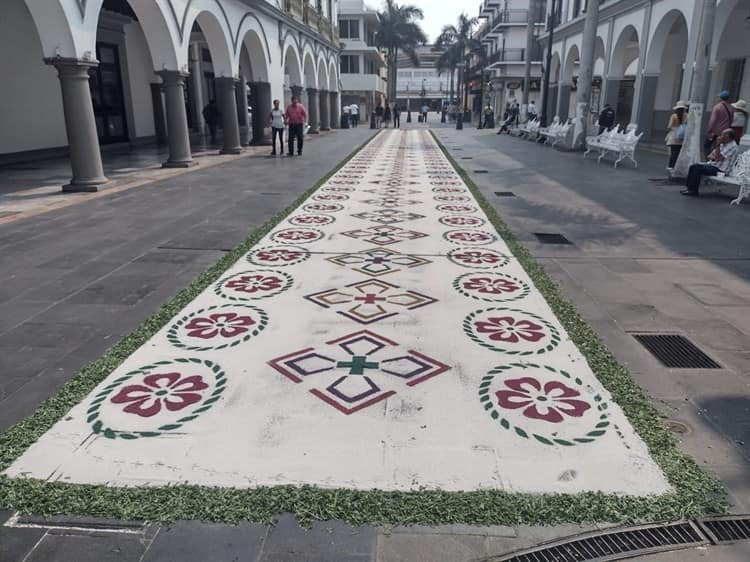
338;0;387;118
396;46;455;112
475;0;546;116
0;0;342;191
542;0;750;141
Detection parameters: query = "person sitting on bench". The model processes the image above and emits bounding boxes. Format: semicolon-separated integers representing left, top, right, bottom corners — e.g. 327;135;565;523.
681;128;738;196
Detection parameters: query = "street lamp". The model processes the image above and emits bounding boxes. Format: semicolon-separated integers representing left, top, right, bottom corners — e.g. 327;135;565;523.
540;0;558;128
456;61;465;130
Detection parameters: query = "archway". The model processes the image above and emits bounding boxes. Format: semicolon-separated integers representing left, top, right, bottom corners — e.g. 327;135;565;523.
302;51;319;131
643;10;689;139
545;52;561;121
607;25;640;127
239;26;272;144
592;37;607;117
560;44;580;120
283;43;303;107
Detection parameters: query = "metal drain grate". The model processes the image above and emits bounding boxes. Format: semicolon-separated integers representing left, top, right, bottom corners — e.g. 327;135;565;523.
474;170;489;173
632;334;721;368
534;232;572;245
494;191;516;197
699;515;750;543
461;157;473;160
490;522;706;562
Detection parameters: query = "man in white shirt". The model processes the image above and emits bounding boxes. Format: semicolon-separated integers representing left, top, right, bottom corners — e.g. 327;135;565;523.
350;104;359;128
681;128;739;196
268;99;286;156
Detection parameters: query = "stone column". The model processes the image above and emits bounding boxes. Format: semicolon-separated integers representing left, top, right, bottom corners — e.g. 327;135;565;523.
330;91;340;129
190;44;205;134
150;82;168;146
46;58;108;192
157;70;194;168
634;73;659;140
250;81;272;145
556;82;571;121
307;87;320;133
236;78;250;145
572;0;600;148
291;85;303;100
319;90;330;131
216;77;242;154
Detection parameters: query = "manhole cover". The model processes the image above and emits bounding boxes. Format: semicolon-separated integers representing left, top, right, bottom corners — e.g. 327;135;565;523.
664;420;691;435
632;334;721;369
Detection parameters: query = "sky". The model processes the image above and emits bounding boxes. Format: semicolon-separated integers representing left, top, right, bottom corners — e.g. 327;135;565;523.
365;1;474;43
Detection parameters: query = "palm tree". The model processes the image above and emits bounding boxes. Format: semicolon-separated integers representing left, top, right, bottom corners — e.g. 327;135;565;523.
435;14;482;122
375;0;427;102
435;44;461;113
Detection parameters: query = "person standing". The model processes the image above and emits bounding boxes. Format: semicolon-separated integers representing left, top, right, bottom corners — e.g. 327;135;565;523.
706;90;735;155
202;99;221;145
284;96;307;156
598;103;616;134
681;129;738;196
527;100;537;122
421;104;429;123
665;101;688;170
394;105;401;128
268;99;286;156
511;101;520;126
350;103;359;127
375;104;383;128
731;100;747;141
384;104;392;128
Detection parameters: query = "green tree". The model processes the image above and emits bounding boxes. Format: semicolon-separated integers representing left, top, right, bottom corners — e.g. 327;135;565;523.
375;0;427;102
434;44;461;110
434;14;483;116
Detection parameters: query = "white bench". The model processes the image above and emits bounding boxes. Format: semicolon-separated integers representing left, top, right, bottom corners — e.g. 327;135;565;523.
538;119;572;147
584;124;643;168
513;118;541;140
704;149;750;205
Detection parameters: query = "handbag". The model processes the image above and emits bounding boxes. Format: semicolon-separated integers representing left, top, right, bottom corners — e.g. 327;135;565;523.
676;123;686;142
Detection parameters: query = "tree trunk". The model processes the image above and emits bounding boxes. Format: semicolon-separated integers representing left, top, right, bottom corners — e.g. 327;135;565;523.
674;0;716;178
522;0;539;109
572;0;600;149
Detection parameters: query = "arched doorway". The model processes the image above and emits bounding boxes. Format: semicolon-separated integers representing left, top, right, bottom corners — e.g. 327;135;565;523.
606;25;640;128
283;43;303;108
560;44;580;121
302;51;318;132
239;26;272;144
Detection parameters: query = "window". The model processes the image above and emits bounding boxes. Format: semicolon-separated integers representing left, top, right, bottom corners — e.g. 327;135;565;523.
340;55;360;74
339;19;360;39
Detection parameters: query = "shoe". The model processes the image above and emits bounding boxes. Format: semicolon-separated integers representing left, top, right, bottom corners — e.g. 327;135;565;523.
680;190;698;196
287;153;294;156
271;151;276;156
297;152;302;156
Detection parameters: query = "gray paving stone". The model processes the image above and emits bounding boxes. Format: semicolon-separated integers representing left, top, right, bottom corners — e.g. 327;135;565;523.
143;521;267;562
0;525;46;562
262;514;376;559
24;532;146;562
65;275;162;305
376;532;487;562
677;283;750;306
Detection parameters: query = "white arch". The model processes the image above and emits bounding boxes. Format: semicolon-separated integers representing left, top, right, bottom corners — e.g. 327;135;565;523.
550;51;562;83
181;4;234;76
609;25;639;78
593;36;606;77
328;58;338;91
316;55;329;90
303;51;317;90
710;0;740;65
644;9;688;74
562;44;580;84
283;42;303;87
234;14;271;80
22;0;79;58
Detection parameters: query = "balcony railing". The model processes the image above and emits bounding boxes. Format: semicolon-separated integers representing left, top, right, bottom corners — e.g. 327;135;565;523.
484;8;546;31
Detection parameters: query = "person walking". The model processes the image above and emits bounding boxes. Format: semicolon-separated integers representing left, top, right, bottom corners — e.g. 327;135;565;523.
202;99;221;145
393;106;401;128
284;96;307;156
706;90;735;155
269;99;286;156
483;105;494;129
375;104;383;128
665;101;688;170
527;100;537;122
384;104;392;128
511;101;520;126
350;103;359;127
731;99;747;141
598;103;616;134
681;129;738;196
421;104;429;123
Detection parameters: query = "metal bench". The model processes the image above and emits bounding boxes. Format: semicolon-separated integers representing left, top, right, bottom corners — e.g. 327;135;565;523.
705;149;750;205
584;124;643;168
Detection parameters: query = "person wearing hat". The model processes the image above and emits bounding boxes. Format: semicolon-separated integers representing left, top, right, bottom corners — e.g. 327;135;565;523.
681;128;739;197
706;90;735;155
731;100;747;141
666;100;688;170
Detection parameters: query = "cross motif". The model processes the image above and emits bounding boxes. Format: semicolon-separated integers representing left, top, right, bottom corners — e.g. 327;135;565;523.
336;356;380;375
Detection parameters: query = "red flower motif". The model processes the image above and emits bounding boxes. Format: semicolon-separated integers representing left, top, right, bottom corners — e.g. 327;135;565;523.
464;276;519;294
184;312;255;339
474;316;545;343
443;217;480;226
293;216;328;224
450;231;490;242
225;274;283;294
453;251;504;265
255;249;303;262
111;372;209;418
495;377;591;423
277;230;319;241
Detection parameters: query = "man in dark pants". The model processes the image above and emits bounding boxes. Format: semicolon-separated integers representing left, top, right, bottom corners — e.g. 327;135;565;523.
284;96;307;156
393;106;401;128
202;100;221;144
681;129;738;196
598;103;615;133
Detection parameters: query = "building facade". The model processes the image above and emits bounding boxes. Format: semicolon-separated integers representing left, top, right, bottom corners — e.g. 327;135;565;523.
542;0;750;141
338;0;387;119
395;46;456;113
1;0;342;190
474;0;546;118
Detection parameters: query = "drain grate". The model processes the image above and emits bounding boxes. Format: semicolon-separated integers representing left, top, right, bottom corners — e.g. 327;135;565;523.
461;157;473;160
490;521;706;562
632;334;721;369
534;232;572;245
474;170;489;174
698;515;750;543
494;191;516;197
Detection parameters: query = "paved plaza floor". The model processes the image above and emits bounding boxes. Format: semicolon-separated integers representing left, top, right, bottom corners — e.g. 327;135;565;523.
0;124;748;561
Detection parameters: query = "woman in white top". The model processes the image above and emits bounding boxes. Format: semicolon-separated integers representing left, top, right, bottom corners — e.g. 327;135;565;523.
269;99;286;156
665;100;688;170
731;100;747;141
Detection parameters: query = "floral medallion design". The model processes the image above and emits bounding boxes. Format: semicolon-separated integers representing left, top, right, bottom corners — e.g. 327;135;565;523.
323;185;356;193
167;304;268;351
303;202;344;213
364;187;421;196
215;270;293;301
288;214;335;227
246;245;310;267
439;215;486;228
326;248;432;277
362;198;421;208
305;279;438;324
453;272;531;303
464;308;560;355
443;229;498;246
87;358;226;439
434;195;471;203
479;363;610;446
270;228;324;245
436;204;479;214
341;225;428;246
268;330;451;414
313;193;349;202
431;181;463;187
351;209;426;225
447;248;511;269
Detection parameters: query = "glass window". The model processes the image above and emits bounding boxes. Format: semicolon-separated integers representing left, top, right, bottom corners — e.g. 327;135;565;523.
340;55;360;74
339;19;360;39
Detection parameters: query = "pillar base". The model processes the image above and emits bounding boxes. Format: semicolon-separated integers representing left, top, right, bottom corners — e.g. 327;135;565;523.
250;137;272;146
162;159;197;169
320;126;331;132
220;148;243;155
62;177;108;192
